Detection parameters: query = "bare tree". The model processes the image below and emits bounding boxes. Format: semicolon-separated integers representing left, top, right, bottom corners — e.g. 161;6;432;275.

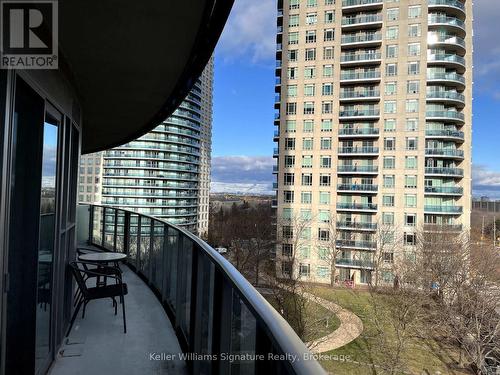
365;286;429;375
312;220;341;287
413;225;470;299
391;226;500;373
371;222;403;289
207;201;275;282
267;214;317;342
246;206;275;285
440;243;500;373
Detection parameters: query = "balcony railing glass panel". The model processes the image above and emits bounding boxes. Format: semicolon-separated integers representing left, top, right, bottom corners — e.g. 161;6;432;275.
78;204;326;375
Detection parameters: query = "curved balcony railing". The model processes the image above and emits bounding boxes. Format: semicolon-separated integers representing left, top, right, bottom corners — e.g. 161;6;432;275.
337;165;378;173
161;128;200;139
423;223;463;232
425;148;464;158
338;146;379;154
424;186;463;194
117;143;200;155
336;240;377;249
167;117;202;130
104;172;198;180
428;15;465;30
339;91;380;99
105;151;199;163
427;54;466;66
336;258;374;269
425;167;464;176
337;184;378;192
101;191;198;199
427;72;465;85
342;0;383;7
342;15;383;26
428;0;465;11
178;101;202;113
426;90;465;103
103;162;199;172
138;136;200;147
173;108;202;122
426;110;465;121
424;205;463;213
102;180;197;189
339;128;379;136
77;204;326;375
425;129;464;139
341;33;382;44
340;53;382;63
100;200;197;208
337;202;378;210
340;71;381;81
428;36;466;48
339;109;380;118
336;221;377;230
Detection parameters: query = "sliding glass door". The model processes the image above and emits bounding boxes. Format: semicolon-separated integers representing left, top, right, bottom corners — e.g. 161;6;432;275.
35;107;62;374
5;78;64;375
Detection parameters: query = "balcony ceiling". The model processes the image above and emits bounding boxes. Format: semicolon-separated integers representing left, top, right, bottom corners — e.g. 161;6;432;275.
59;0;232;154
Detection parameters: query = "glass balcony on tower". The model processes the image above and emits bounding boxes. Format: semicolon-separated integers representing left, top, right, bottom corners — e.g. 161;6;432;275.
428;0;466;16
341;14;383;28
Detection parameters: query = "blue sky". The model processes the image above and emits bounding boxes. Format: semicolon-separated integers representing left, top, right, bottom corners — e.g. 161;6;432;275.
211;0;500;197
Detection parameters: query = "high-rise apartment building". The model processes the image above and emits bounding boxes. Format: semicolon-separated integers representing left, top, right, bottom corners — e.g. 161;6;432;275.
79;152;104;204
274;0;472;285
80;60;214;234
198;58;214;237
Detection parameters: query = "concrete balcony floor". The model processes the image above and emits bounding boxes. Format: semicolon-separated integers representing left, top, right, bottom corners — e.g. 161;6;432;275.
48;266;187;375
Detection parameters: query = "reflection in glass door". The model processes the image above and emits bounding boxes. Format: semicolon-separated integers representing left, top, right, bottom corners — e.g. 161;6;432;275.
35;111;60;373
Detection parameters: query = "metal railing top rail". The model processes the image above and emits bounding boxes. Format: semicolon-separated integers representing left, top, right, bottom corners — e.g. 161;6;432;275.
80;204;326;375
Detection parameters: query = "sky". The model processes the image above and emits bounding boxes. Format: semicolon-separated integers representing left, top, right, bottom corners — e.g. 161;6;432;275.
210;0;500;197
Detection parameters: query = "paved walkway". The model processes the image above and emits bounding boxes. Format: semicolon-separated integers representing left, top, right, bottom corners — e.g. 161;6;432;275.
302;291;364;353
257;285;364;353
49;267;187;375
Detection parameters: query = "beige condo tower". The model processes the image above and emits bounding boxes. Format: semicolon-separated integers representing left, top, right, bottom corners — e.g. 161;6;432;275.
273;0;472;285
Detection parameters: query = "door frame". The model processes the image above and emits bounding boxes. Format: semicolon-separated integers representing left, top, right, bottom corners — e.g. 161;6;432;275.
0;70;82;375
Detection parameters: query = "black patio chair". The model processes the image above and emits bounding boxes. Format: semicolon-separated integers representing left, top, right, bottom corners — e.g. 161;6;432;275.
73;249;122;306
67;262;128;336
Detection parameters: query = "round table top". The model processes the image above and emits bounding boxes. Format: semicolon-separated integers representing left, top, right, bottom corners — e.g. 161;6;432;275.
78;252;127;262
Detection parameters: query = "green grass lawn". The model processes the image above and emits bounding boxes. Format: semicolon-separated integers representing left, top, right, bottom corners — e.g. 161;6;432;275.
311;286;471;375
265;294;341;342
305;298;341;342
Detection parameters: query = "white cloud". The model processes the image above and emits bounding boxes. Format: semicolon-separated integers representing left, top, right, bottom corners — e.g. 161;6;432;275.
211;155;274;182
473;165;500;198
216;0;276;64
209;159;500;198
210;156;274;193
473;165;500;186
